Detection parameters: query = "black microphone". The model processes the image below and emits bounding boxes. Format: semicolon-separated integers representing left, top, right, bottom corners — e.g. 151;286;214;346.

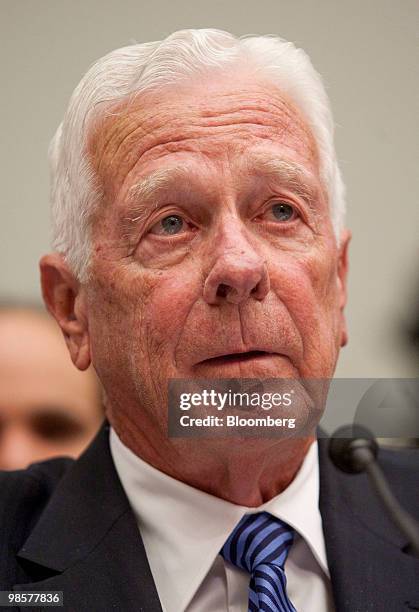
329;424;419;558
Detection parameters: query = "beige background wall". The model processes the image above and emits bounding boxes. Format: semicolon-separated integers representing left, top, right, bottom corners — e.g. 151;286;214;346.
1;0;418;377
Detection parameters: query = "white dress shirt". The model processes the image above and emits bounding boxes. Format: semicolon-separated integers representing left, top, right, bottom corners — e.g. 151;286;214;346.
110;428;335;612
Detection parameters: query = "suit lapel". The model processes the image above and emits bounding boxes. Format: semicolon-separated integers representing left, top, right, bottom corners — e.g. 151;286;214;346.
13;422;162;612
14;423;418;611
318;437;419;611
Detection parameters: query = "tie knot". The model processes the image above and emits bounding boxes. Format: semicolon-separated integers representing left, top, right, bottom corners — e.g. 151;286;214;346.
221;512;294;575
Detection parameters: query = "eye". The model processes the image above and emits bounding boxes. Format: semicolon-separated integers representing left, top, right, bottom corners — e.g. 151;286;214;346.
149;214;188;236
270;202;298;222
30;410;85;441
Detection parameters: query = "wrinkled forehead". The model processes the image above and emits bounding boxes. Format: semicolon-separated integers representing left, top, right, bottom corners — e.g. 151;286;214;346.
87;77;320;197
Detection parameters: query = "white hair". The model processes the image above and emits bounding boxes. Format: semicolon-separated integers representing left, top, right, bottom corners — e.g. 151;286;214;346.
49;28;346;281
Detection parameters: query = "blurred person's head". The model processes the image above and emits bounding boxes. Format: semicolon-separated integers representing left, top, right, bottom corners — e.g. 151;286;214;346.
0;305;103;470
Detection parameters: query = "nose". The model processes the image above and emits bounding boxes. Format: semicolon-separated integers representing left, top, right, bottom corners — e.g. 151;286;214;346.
203;222;270;305
0;425;39;471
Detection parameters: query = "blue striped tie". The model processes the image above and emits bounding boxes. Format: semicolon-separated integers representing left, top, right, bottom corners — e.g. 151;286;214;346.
221;512;297;612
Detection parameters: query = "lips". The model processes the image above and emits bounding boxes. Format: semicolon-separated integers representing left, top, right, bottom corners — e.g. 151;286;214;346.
196;349;278;367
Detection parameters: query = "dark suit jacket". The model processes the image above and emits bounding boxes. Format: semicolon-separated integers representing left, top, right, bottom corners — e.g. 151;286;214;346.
1;421;418;612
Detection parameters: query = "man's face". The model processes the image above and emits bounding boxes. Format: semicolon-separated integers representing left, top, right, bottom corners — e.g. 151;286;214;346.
0;310;102;470
82;74;349;432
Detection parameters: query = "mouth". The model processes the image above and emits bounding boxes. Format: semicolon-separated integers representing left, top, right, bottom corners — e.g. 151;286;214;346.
197;350;277;367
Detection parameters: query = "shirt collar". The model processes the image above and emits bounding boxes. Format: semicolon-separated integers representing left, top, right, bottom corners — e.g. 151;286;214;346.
110;428;328;612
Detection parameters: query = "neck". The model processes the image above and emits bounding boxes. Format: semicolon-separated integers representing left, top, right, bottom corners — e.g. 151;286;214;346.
109;409;315;506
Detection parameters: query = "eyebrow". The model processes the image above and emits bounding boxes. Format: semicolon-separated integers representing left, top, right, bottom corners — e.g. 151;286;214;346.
121;165;188;235
121;156;320;235
248;155;321;207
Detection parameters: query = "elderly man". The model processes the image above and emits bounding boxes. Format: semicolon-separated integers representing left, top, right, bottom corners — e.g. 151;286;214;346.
1;29;417;612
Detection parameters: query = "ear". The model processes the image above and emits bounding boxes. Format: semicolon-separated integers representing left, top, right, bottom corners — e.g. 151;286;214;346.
337;229;351;347
40;253;91;371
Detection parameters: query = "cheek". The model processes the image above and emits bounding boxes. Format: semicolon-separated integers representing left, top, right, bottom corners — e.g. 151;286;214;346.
86;266;147;374
143;269;200;348
297;238;339;306
269;247;340;332
88;256;202;371
271;254;326;301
